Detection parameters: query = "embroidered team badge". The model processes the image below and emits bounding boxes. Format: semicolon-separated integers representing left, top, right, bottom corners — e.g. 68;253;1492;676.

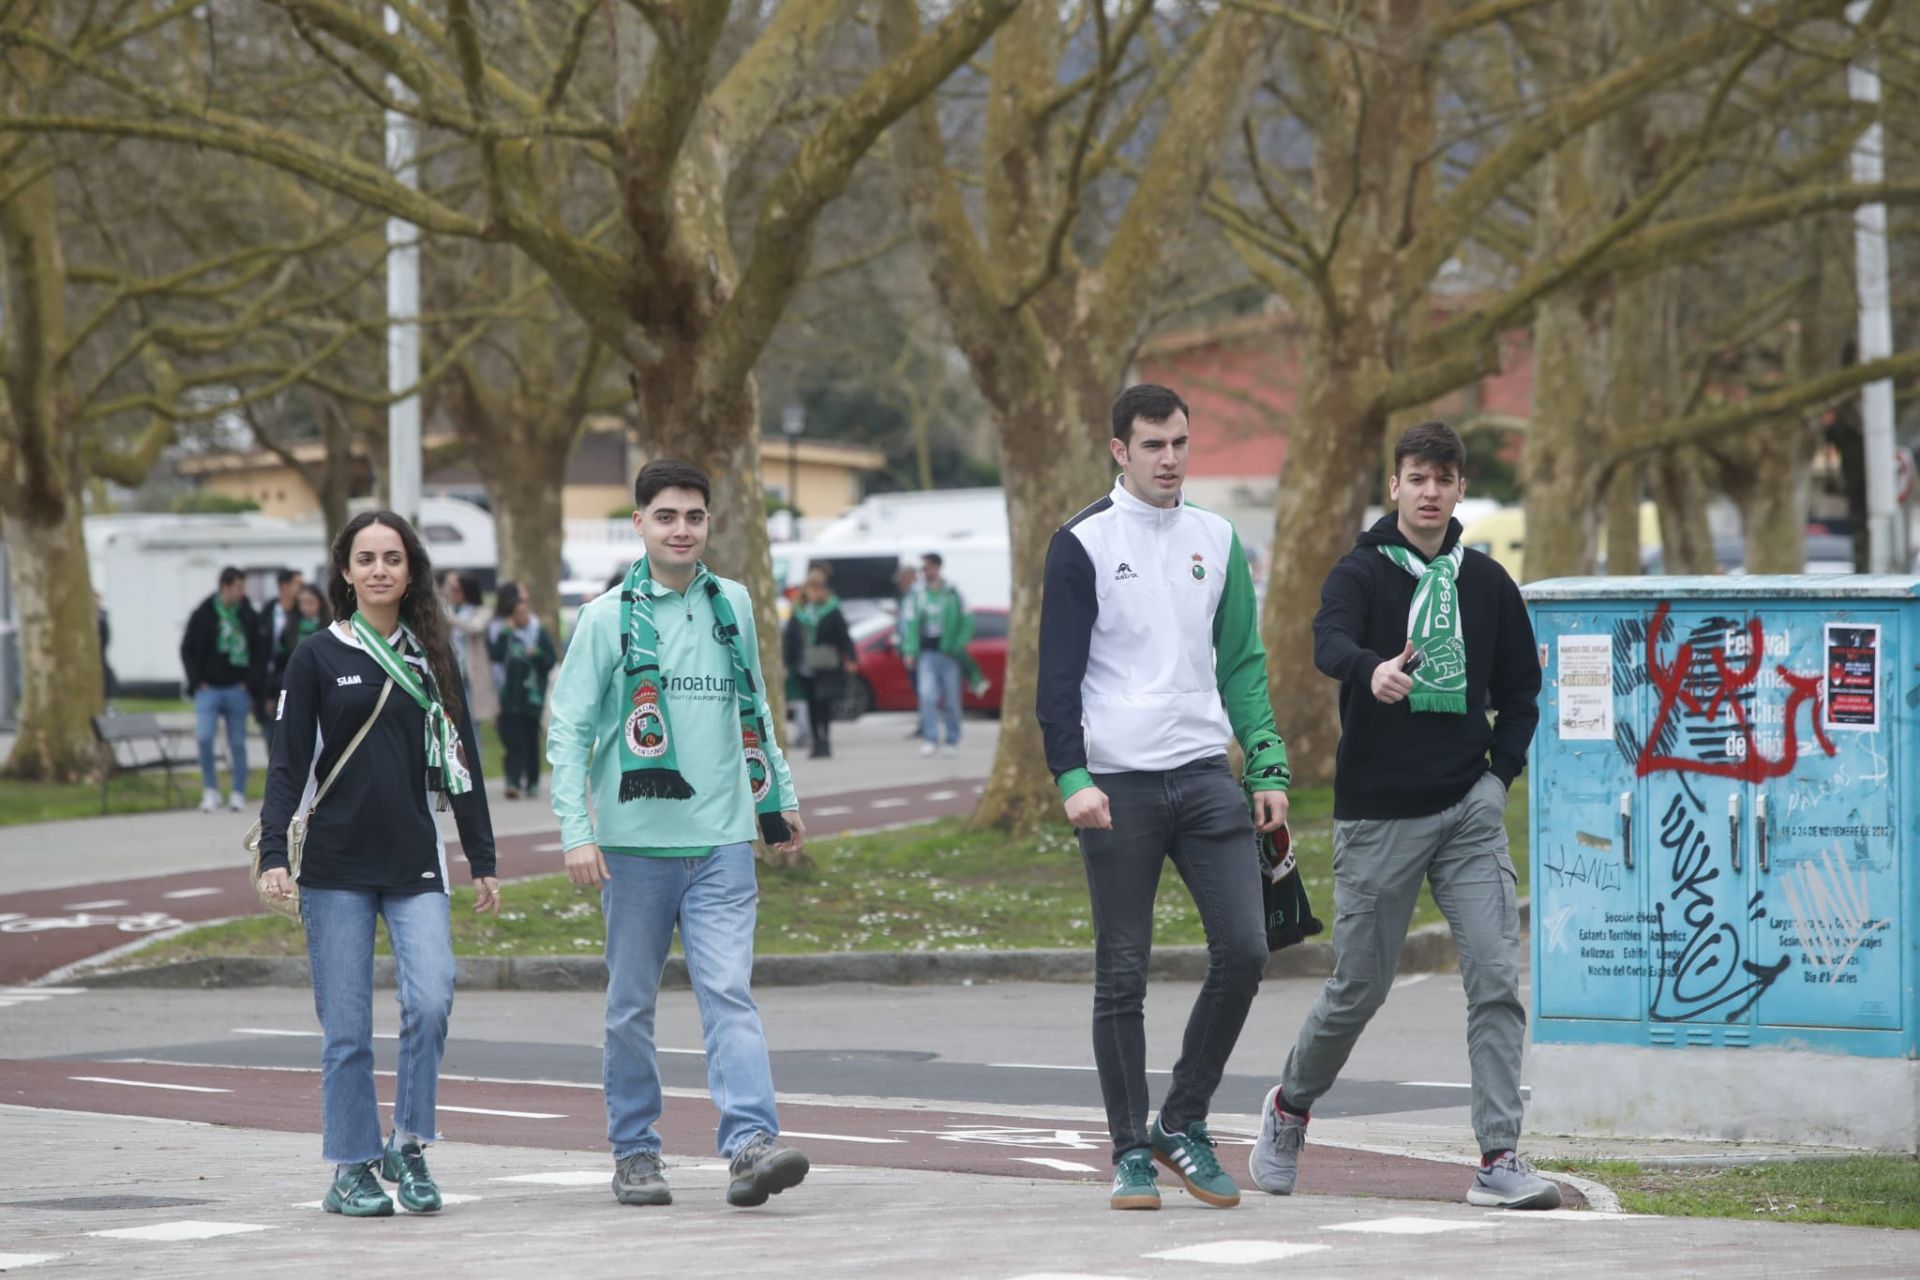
742;727;772;803
624;679;669;758
1190;552;1207;581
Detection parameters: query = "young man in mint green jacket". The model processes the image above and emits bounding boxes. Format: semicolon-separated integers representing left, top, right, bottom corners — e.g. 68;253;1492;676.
548;458;810;1210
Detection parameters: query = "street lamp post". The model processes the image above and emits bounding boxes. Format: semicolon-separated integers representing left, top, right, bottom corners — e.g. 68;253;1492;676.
781;403;806;539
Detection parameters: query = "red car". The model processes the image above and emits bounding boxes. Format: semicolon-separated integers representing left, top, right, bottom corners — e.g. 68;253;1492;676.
840;608;1007;718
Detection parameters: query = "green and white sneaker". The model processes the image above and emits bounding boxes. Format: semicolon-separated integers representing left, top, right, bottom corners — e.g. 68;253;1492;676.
324;1161;394;1217
1150;1117;1240;1208
379;1133;443;1213
1109;1149;1159;1210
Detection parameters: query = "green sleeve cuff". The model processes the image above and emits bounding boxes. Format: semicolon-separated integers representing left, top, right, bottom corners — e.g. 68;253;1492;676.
1056;768;1095;801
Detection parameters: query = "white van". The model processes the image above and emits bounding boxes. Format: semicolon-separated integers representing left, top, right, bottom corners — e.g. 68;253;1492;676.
769;537;1011;613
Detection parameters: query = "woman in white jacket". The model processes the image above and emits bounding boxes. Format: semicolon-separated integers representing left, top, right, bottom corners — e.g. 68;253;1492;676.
440;572;498;722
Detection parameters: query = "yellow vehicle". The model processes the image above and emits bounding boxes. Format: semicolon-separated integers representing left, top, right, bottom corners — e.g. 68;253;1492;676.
1461;504;1662;582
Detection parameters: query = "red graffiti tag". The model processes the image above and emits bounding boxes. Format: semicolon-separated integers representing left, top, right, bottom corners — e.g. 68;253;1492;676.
1635;602;1836;781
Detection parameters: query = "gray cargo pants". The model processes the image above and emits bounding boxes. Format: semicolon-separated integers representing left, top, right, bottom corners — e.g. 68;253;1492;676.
1280;770;1526;1153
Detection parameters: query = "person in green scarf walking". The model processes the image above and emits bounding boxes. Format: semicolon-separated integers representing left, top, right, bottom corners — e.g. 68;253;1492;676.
548;458;811;1211
1250;421;1554;1211
489;594;556;798
782;565;856;758
899;551;980;756
179;565;262;812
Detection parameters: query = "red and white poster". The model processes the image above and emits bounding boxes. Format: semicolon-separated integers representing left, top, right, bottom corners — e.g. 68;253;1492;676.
1823;622;1880;732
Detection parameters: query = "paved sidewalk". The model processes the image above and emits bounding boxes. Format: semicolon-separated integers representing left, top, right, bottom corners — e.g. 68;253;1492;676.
1;1106;1909;1278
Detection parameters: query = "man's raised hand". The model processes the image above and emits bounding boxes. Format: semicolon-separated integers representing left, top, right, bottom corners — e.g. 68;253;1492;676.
1371;640;1417;705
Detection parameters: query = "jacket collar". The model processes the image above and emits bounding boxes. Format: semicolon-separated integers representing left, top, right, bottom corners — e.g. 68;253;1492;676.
1109;477;1185;526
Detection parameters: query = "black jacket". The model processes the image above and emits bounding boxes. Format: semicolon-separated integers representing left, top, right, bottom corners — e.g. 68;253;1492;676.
258;624;495;890
783;605;855;701
180;594;262;692
1313;514;1541;820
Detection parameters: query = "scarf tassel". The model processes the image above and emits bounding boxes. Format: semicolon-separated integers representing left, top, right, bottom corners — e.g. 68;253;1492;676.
621;768;695;802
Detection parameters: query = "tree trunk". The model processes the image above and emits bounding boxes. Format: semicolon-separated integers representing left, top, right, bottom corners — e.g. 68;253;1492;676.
1723;419;1816;574
1;502;105;781
1649;448;1718;573
1605;463;1642;575
488;444;571;641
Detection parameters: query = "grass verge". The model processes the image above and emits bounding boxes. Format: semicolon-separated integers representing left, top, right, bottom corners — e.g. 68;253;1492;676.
112;784;1531;964
1541;1157;1920;1230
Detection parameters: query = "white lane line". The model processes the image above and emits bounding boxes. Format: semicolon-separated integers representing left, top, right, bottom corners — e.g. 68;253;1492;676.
1398;1081;1530;1092
1321;1217;1492;1235
1492;1209;1648;1222
62;899;129;910
811;805;853;817
989;1061;1170;1075
971;784;984;794
90;1221;267;1242
382;1102;564;1119
1146;1241;1332;1264
296;1192;483;1209
778;1131;904;1145
659;1047;704;1055
161;887;224;900
0;994;55;1003
869;798;910;809
70;1076;232;1094
1014;1157;1099;1173
1007;1273;1133;1280
492;1171;607;1186
924;790;959;801
533;841;566;853
233;1027;398;1041
0;987;85;995
1393;973;1432;989
0;1254;60;1270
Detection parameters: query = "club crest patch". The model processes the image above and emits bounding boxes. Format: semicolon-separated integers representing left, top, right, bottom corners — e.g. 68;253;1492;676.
742;727;771;803
1190;552;1206;581
625;679;668;758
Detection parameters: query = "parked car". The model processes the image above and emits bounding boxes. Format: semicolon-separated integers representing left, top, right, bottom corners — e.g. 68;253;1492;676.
839;608;1007;719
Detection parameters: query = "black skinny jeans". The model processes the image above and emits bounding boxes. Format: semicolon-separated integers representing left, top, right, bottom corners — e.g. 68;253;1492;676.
497;711;542;791
1078;754;1268;1161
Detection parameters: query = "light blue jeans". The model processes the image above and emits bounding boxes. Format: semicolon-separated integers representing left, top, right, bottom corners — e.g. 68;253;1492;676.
601;842;779;1160
301;887;455;1165
194;682;251;795
915;651;962;746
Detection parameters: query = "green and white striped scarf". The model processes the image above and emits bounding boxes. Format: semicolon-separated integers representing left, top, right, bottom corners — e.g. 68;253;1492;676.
348;612;473;795
1376;543;1467;715
214;598;250;669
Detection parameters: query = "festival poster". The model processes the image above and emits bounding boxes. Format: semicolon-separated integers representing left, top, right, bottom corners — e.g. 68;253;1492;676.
1556;633;1613;740
1822;622;1879;732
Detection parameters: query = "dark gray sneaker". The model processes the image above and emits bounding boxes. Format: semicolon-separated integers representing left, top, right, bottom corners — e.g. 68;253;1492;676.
612;1150;672;1206
1248;1084;1309;1195
1466;1152;1563;1210
726;1132;810;1207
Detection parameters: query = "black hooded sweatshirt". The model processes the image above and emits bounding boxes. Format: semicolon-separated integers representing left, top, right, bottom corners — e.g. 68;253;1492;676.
1313;514;1541;820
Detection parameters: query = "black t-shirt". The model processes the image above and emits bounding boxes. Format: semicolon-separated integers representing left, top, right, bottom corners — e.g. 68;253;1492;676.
258;624;495;891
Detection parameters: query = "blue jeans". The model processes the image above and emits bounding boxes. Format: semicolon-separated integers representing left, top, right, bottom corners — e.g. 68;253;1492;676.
301;887;455;1165
915;652;962;746
601;842;779;1160
194;682;251;795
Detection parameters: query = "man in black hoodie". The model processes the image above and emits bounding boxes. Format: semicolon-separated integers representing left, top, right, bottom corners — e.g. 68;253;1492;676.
180;566;261;813
1247;421;1557;1210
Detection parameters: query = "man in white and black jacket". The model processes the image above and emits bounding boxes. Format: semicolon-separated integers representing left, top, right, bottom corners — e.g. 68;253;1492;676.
258;623;495;891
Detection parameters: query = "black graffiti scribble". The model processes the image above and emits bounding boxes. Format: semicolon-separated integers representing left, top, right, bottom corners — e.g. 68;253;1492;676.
1543;853;1624;893
1649;793;1790;1024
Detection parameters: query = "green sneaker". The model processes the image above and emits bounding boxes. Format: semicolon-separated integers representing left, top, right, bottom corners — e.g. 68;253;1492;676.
379;1133;443;1213
1150;1117;1240;1208
323;1161;395;1217
1109;1149;1160;1211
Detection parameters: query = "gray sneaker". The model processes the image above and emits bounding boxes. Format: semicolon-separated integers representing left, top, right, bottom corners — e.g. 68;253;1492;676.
1248;1084;1308;1195
1466;1152;1562;1209
726;1132;809;1207
612;1150;672;1206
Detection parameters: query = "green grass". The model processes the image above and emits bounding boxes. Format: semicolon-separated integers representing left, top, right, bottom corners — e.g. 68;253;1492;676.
1542;1157;1920;1230
112;696;192;715
109;784;1533;964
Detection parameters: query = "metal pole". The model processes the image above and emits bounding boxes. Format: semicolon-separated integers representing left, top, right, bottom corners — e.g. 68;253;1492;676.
385;4;422;525
782;403;806;539
1848;1;1902;572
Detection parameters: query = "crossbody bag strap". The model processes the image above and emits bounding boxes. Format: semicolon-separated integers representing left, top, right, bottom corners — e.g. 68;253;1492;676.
306;678;394;818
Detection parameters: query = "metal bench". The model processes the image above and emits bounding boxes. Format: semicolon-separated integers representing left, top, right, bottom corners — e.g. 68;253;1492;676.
91;712;190;815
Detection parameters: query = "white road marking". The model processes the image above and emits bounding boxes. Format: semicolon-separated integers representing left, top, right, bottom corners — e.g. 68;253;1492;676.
1145;1241;1332;1264
971;785;984;793
989;1061;1169;1075
924;790;959;801
90;1221;268;1242
778;1130;904;1144
1006;1274;1133;1280
0;1254;60;1270
1492;1209;1649;1221
61;899;129;910
161;887;224;900
233;1027;397;1040
1398;1081;1530;1092
70;1076;231;1094
533;841;566;853
382;1102;564;1119
811;806;853;817
1321;1217;1492;1235
658;1047;705;1055
1392;973;1432;989
0;994;54;1003
0;987;85;995
1013;1157;1099;1173
869;798;909;809
492;1171;607;1186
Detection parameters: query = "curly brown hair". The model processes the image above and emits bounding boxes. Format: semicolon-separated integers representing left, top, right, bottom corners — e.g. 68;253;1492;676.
327;511;464;723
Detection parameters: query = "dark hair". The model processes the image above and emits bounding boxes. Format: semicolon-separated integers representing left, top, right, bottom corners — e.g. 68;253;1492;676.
457;573;483;608
1111;384;1191;444
634;458;711;510
276;568;301;587
296;583;331;625
328;511;464;722
921;552;943;569
219;566;245;588
1393;420;1467;476
494;581;521;618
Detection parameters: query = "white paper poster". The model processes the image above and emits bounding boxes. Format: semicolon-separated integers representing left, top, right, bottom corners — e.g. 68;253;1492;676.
1557;634;1613;740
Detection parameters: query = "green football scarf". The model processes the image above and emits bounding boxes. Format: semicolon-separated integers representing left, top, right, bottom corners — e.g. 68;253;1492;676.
1377;543;1467;714
214;599;250;669
794;593;839;645
349;612;473;796
505;624;545;708
618;558;790;843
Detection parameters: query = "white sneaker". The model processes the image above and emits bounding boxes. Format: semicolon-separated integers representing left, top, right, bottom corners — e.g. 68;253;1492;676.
199;788;220;813
228;791;246;813
918;742;937;758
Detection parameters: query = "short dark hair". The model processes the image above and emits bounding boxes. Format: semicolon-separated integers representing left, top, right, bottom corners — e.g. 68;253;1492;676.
921;552;943;569
276;568;300;587
1111;384;1190;444
634;458;711;510
219;566;245;588
1394;420;1467;476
